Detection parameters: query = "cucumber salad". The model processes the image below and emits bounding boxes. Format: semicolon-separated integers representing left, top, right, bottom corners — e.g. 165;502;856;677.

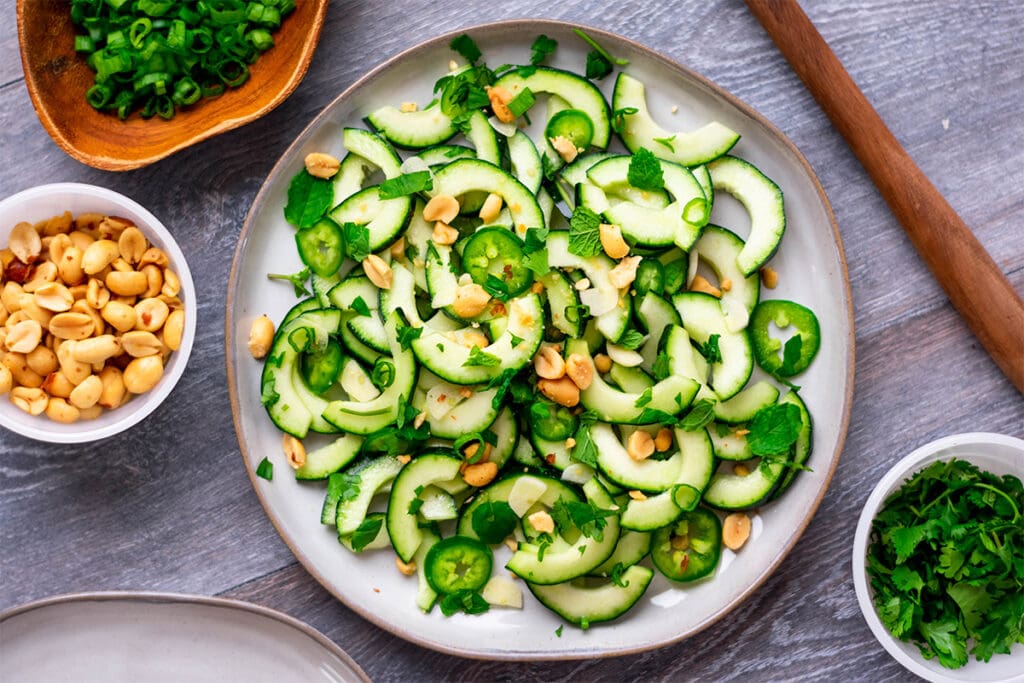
253;30;822;629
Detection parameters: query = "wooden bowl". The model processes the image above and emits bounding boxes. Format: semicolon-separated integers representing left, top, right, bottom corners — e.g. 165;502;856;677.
16;0;328;171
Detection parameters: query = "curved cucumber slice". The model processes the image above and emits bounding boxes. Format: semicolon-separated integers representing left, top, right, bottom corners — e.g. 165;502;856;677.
673;292;753;401
693;225;760;330
334;455;406;536
593;423;682;492
706;155;785;276
770;390;813;500
342;127;402;177
329;186;412;253
508;130;543;194
386;453;464;562
494;67;611;148
365;103;456;149
703;456;785;511
713;380;779;424
295;433;365;480
613;73;739;166
528;565;653;628
432;159;544;232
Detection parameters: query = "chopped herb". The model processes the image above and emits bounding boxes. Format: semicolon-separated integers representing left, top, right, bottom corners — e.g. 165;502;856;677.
555;625;564;637
636;408;679;425
779;334;804;377
634;387;653;408
610;562;630;587
507;87;536;118
611;106;638;134
449;34;482;64
267;266;311;297
569;423;598;467
652;352;671;381
331;471;362;504
536;533;554;561
484;274;510;301
585;51;613;80
284;170;333;228
866;459;1024;669
464;346;501;367
696;334;722;364
551;499;616;542
350;295;371;317
378;171;433;199
627;148;665;192
523;246;550;277
714;422;733;438
617;329;645;350
255;457;273;480
568;205;603;258
439;589;490;617
523;226;549;254
530;34;558;65
573;28;630;67
397;323;422;351
343;222;371;262
747;403;802;456
408;485;425;515
510;333;525;348
678;399;716;431
260;377;279;407
653;134;676;152
350;516;383;552
484;368;520;409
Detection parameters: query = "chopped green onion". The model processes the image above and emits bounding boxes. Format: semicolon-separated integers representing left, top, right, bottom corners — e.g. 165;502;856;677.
256;457;273;480
507;87;536;118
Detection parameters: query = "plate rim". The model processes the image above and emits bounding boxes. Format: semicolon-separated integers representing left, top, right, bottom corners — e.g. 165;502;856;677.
225;17;855;661
0;590;371;682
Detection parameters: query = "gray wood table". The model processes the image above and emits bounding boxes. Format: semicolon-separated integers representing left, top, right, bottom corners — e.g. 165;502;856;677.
2;1;1021;680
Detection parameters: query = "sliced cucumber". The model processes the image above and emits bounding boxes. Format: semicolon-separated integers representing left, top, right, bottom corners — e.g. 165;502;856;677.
329;185;412;253
593;423;682;492
508;130;543;194
528;565;654;628
538;269;582;338
342;127;403;177
432;159;544;232
295;433;365;480
335;455;406;536
386;453;464;562
706;155;785;276
494;67;611;149
771;390;813;499
693;225;759;333
673;292;753;400
365;102;456;149
713;380;779;423
613;73;739;166
457;473;581;540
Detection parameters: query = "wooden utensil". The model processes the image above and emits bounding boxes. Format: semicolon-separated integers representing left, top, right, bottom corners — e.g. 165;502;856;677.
744;0;1024;393
16;0;328;171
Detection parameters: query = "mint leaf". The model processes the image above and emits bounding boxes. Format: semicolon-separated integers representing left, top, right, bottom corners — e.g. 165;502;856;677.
617;329;645;350
627;148;664;192
570;423;598;467
378;171;433;199
449;34;481;64
284;170;333;228
343;222;371;262
464;346;500;367
634;387;653;408
746;403;801;456
568;206;603;258
678;399;716;432
530;35;558;65
696;333;722;363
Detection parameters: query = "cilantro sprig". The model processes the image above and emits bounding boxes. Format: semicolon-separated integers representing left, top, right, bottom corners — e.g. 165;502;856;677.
866;458;1024;668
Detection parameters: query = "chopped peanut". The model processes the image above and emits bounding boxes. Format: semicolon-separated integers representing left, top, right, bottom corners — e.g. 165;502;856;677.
626;430;656;461
628;490;647;501
423;194;460;224
478;193;503;223
304;153;341;179
463;461;499;487
397;454;412;464
549;135;578;163
593;353;612;374
690;274;722;298
760;266;779;289
722;513;752;550
533;344;566;380
720;278;733;292
395;557;417;575
654;427;673;452
363;254;393;290
431;221;459;246
598;223;630;259
564;353;594;390
486;86;515;123
608;256;642;289
452;283;491;318
537;376;580;408
733;464;750;477
528;510;555;534
399;102;418;113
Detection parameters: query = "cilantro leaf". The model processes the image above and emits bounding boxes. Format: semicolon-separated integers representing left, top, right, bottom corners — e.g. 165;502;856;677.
678;399;716;432
530;34;558;65
343;222;371;262
260;376;279;407
610;562;630;587
284;170;333;228
627;148;664;192
652;352;671;381
439;589;489;617
550;499;616;542
397;323;422;351
636;408;678;425
634;388;653;408
779;334;803;377
585;50;613;80
267;266;310;297
464;346;500;367
449;34;481;64
568;206;603;258
349;516;383;552
483;274;510;301
378;171;433;199
570;423;598;467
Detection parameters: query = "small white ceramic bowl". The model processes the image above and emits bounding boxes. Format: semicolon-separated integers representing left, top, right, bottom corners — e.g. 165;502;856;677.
853;432;1024;683
0;183;196;443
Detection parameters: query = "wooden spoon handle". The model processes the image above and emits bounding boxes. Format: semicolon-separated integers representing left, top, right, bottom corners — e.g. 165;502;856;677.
744;0;1024;393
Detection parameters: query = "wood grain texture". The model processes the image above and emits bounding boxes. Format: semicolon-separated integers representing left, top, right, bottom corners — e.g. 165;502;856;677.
745;0;1024;392
2;0;1022;681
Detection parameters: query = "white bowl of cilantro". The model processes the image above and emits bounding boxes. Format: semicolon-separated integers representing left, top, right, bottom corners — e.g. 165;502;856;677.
853;432;1024;683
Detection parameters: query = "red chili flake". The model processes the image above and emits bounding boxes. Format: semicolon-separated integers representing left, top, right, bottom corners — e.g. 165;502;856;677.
545;453;556;465
679;554;690;573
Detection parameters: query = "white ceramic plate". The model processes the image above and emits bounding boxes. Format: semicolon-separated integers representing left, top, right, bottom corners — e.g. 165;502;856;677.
0;592;370;682
226;20;854;659
852;433;1024;683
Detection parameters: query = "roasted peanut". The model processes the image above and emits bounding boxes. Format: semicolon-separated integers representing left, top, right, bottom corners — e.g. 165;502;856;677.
97;365;126;408
101;301;137;332
45;397;80;423
304;152;341;179
68;230;95;252
78;404;104;420
49;312;94;340
3;352;44;388
0;364;12;394
533;344;566;380
10;386;47;415
25;346;58;376
86;278;111;310
68;374;103;409
117;227;147;264
9;222;41;264
527;510;555;534
48;233;72;266
599;223;630;259
163;309;185;351
106;270;148;297
71;300;105;339
110;257;133;273
627;430;656;461
462;461;499;487
248;315;274;359
139;247;169;269
431;221;459;246
161;269;180;297
134;297;169;332
549;135;578;163
608;255;642;290
71;335;121;364
565;353;594;390
486;85;515;123
42;211;73;236
452;283;491;318
422;194;460;224
689;274;722;298
395;557;417;576
82;239;119;275
33;282;74;312
141;264;163;297
1;282;24;313
123;355;163;394
56;342;92;386
363;254;393;290
283;433;306;468
5;320;43;354
654;427;674;452
722;513;752;550
22;261;57;292
121;331;161;357
537;376;580;408
478;193;503;223
42;370;75;399
760;266;778;289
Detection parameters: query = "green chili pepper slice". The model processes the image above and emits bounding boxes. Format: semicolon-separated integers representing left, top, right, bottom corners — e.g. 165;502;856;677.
651;507;722;582
529;400;579;441
460;227;534;297
300;339;343;394
634;258;664;296
424;535;493;594
544;109;595;151
748;299;821;377
295;218;344;278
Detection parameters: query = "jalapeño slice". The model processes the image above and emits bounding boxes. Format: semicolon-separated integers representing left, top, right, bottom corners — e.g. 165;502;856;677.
424;535;494;594
460;227;534;297
545;109;595;151
295;217;344;277
529;399;579;441
634;258;664;296
300;338;344;394
651;506;722;582
748;299;821;377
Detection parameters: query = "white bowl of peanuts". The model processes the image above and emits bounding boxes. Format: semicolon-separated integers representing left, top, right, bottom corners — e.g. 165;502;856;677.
0;183;195;442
